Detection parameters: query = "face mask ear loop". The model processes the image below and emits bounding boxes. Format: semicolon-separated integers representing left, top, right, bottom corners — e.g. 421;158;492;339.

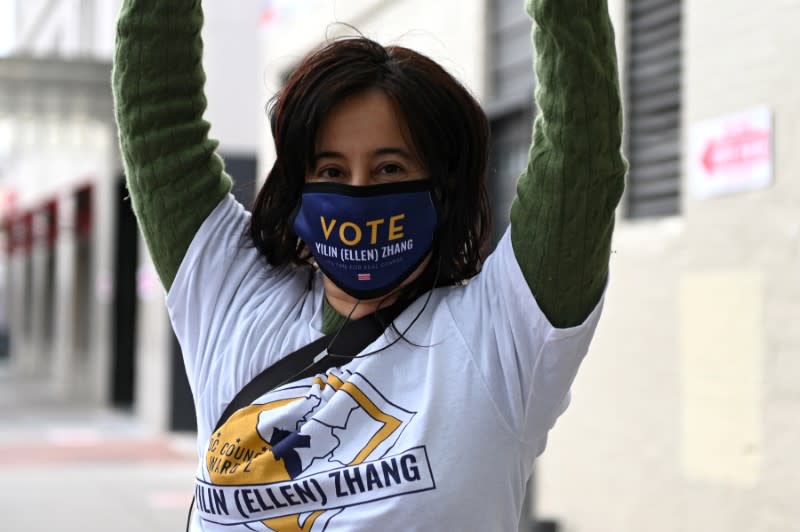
265;255;440;390
287;193;304;240
323;299;361;356
388;253;441;344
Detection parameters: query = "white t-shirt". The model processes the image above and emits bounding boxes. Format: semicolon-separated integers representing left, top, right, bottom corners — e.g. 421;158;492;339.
167;195;604;532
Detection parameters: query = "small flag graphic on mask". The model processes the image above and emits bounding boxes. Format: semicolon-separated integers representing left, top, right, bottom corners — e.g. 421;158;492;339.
357;273;371;281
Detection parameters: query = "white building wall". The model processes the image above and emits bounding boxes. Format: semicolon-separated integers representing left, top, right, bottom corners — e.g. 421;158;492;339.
536;1;800;531
202;1;263;156
5;253;30;372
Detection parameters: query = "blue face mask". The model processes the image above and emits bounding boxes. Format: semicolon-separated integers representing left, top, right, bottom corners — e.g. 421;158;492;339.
292;179;438;300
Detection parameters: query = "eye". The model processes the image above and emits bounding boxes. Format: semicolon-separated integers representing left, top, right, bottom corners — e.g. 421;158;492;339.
379;163;405;176
317;167;344;180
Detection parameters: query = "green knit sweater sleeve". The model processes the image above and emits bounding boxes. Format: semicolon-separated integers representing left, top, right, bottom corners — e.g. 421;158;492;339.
510;0;627;328
112;0;232;290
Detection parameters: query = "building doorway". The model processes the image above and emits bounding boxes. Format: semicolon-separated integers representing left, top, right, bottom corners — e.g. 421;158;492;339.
111;179;138;408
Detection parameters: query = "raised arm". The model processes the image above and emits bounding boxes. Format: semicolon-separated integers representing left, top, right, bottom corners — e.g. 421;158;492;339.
112;0;232;290
510;0;627;328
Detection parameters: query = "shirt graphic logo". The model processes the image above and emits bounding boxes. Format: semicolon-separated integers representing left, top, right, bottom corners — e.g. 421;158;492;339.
196;370;434;530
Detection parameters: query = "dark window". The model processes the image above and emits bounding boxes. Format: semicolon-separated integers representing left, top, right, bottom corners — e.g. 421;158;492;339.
74;186;93;357
486;0;535;245
224;154;258;211
625;0;683;218
41;201;58;351
112;178;138;409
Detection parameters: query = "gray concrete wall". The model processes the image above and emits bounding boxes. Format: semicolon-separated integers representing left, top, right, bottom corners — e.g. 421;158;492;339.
536;1;800;531
6;253;30;372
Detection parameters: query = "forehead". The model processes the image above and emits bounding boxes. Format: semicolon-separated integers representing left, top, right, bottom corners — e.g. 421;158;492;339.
315;89;412;153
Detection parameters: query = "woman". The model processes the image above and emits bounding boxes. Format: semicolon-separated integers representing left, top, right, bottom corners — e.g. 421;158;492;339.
113;0;626;530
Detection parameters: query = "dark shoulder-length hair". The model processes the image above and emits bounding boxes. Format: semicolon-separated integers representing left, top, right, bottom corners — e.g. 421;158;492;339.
250;36;491;289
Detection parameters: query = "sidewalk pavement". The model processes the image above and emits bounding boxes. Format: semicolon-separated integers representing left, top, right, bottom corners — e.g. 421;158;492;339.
0;362;198;532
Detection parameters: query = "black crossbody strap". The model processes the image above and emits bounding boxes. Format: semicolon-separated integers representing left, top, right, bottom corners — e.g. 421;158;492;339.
187;299;413;531
213;299;411;432
186;300;412;531
212;333;329;432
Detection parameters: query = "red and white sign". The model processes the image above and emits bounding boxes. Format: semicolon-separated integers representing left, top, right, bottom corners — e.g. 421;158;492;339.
0;188;16;222
260;0;318;27
689;107;773;198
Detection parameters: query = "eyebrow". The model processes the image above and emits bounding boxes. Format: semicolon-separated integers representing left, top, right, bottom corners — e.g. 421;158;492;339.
313;147;414;164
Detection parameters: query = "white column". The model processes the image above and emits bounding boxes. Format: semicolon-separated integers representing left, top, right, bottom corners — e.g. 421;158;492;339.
86;122;116;405
27;210;50;375
134;240;173;432
6;251;29;373
51;193;77;398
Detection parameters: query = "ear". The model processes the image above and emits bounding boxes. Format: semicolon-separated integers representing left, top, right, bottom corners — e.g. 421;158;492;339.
430;183;447;230
287;193;304;239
